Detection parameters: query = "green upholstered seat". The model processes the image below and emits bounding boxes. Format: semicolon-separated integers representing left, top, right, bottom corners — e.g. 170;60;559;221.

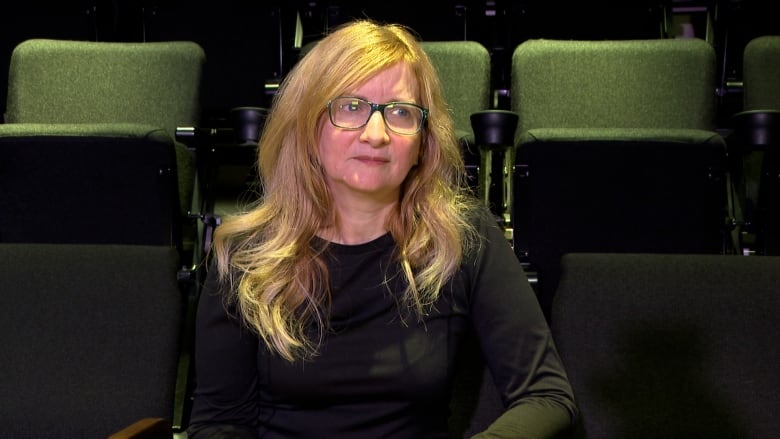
731;36;780;255
0;123;182;250
2;39;206;263
421;41;492;143
5;38;205;217
510;38;731;319
743;36;780;112
512;38;718;133
421;40;493;201
552;252;780;438
0;243;184;437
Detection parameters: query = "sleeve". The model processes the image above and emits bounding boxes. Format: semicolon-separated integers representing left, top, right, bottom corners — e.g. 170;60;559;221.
467;209;578;438
186;265;260;439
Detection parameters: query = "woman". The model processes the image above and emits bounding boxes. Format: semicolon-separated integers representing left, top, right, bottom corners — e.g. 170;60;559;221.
187;19;577;438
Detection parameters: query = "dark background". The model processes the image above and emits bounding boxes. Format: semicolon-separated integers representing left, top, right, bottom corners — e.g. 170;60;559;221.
1;0;778;129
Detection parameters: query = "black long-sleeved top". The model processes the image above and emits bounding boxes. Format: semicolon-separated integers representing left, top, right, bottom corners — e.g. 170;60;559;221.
187;208;577;438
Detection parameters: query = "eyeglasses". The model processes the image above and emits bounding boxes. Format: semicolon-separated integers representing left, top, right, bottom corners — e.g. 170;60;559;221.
326;96;429;135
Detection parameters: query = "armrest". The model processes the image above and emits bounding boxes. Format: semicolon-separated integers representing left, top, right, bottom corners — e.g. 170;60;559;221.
107;417;171;439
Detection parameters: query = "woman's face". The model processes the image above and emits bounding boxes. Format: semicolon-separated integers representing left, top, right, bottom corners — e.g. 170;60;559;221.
318;63;422;206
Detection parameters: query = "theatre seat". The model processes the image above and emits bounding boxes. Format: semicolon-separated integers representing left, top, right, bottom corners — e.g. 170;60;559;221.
2;38;205;263
729;35;780;255
510;38;732;319
421;40;494;203
0;124;182;251
551;252;780;438
0;243;185;438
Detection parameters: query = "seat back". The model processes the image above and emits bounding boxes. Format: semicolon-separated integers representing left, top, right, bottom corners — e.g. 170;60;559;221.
735;36;780;255
0;243;183;438
0;124;182;250
509;38;730;319
4;38;206;216
551;252;780;438
743;36;780;112
5;39;205;138
511;38;718;133
421;40;492;199
420;41;492;142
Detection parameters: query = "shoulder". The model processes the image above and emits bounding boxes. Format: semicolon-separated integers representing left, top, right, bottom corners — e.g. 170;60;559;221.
462;203;506;249
459;203;519;277
465;203;501;229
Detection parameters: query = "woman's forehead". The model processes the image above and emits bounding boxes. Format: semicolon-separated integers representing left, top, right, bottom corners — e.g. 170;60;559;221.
344;62;420;99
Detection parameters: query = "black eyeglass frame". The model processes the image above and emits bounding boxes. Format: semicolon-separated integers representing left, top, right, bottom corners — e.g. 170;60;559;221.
326;96;429;135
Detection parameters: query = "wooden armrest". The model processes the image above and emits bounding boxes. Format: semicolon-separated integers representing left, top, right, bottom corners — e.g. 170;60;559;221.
107;417;171;439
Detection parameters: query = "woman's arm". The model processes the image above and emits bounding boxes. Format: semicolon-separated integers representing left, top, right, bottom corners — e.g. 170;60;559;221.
467;209;578;438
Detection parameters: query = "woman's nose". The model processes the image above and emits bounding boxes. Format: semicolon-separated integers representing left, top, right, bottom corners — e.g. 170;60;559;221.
359;111;391;145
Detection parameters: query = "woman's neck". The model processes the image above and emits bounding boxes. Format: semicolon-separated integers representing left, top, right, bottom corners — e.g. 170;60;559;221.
320;198;396;245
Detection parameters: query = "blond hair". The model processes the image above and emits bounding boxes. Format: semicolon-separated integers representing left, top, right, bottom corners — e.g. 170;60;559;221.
211;19;479;361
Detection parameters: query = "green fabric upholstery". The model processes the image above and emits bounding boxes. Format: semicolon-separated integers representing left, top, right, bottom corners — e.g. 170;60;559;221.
0;243;183;437
0;122;194;221
511;38;718;134
4;39;205;216
519;127;725;145
421;41;492;142
552;252;780;438
737;36;780;254
0;123;182;250
0;122;170;139
6;39;204;136
509;38;729;320
742;35;780;111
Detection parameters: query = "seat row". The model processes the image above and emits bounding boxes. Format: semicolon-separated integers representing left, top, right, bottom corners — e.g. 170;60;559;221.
427;35;780;319
2;36;778;269
0;38;204;265
3;245;778;438
3;35;777;324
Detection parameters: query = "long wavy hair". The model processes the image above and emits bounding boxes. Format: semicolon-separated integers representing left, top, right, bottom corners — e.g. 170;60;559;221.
211;19;480;361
